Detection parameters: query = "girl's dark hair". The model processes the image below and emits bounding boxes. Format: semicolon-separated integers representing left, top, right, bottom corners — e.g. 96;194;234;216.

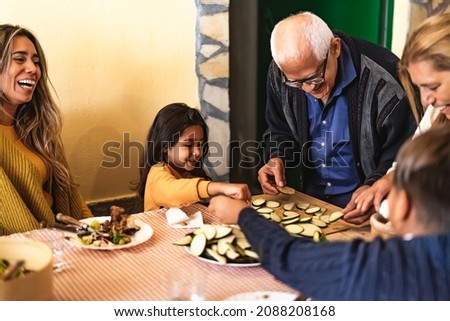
134;103;209;200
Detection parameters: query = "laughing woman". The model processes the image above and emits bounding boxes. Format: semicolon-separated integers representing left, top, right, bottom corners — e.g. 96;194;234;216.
0;24;92;235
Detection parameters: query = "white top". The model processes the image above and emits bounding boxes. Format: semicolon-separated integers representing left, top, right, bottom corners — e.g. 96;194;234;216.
387;106;440;173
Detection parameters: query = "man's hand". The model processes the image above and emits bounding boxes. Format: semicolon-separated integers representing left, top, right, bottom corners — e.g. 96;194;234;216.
257;157;286;194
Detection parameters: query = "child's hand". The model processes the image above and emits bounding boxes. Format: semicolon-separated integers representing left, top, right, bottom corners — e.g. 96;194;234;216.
207;182;252;202
208;195;249;224
223;183;252;202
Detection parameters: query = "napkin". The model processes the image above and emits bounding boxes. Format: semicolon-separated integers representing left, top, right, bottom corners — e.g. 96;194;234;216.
165;208;203;228
379;199;389;219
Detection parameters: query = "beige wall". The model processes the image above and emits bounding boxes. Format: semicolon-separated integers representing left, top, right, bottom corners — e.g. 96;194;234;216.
392;0;410;58
2;0;413;204
1;0;199;203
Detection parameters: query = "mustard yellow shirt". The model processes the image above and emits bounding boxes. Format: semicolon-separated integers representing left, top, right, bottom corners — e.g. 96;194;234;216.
144;163;210;211
0;125;92;234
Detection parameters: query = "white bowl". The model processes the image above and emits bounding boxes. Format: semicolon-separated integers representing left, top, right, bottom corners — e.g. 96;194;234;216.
0;238;53;300
370;212;396;239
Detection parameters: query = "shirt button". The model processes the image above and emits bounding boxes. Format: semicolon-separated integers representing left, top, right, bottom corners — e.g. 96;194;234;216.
321;142;325;147
322;120;327;125
321;164;326;168
327;182;332;186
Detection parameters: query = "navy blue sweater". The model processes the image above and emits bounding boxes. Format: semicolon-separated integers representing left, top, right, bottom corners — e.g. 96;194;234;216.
239;208;450;300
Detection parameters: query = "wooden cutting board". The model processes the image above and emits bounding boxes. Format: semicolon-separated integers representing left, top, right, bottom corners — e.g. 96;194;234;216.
252;191;369;235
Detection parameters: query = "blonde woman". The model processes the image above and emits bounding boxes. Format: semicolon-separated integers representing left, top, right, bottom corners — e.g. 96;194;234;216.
345;13;450;217
0;24;92;234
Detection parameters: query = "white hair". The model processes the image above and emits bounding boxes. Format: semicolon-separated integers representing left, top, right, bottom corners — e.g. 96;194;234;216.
270;12;333;66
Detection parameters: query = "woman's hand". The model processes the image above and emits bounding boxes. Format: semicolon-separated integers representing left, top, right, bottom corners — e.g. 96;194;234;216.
342;173;394;224
342;185;375;224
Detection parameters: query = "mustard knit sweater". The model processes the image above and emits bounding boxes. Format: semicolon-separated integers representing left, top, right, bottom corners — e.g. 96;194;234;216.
0;130;92;235
144;163;210;211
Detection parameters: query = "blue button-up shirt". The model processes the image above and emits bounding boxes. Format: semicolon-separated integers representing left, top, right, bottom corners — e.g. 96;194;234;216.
306;42;359;195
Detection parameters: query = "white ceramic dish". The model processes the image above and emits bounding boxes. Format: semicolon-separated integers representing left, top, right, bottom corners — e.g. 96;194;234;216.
185;247;260;267
66;216;153;250
0;238;53;300
224;291;297;301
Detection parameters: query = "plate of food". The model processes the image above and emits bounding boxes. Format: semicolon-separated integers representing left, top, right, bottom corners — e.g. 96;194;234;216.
224;291;298;301
65;210;153;250
174;224;261;267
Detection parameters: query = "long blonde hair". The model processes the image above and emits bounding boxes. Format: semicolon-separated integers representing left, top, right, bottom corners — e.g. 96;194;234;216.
0;24;75;192
398;13;450;126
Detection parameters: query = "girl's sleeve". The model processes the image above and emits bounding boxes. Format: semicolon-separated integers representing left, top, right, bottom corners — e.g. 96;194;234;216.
144;165;210;209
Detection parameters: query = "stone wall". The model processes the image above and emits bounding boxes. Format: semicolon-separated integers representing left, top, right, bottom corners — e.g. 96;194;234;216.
195;0;230;181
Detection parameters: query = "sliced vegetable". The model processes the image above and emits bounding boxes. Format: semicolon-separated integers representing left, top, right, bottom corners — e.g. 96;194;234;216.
285;224;304;234
231;227;245;239
256;207;274;214
311;217;328;228
277;185;295;195
190;233;207;256
313;230;327;243
194;224;216;240
252;198;266;207
215;225;232;239
305;206;321;214
173;234;193;246
299;223;322;237
270;212;282;222
225;248;240;260
299;216;312;223
236;238;251;250
266;201;281;208
283;211;300;219
283;202;296;211
260;213;271;219
205;248;227;264
217;235;236;255
296;203;310;211
329;211;344;222
281;217;300;225
244;249;260;259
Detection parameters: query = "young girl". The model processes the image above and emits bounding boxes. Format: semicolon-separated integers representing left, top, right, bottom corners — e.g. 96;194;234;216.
136;103;251;211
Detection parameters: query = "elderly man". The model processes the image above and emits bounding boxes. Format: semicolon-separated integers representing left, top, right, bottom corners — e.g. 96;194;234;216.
257;12;417;224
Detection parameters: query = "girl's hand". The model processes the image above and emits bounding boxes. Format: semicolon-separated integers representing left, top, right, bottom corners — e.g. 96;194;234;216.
208;182;252;202
208;195;249;224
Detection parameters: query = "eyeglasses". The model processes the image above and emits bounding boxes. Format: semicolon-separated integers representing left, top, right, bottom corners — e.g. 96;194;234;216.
282;51;329;88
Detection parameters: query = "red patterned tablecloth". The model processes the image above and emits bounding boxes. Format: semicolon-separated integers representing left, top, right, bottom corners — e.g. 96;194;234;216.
7;204;298;301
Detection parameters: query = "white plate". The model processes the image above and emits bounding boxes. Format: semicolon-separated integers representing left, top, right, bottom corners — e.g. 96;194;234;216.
66;216;153;250
224;291;297;301
185;247;260;267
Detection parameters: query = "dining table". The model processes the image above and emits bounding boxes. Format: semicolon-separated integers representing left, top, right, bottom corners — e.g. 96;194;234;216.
4;191;373;301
